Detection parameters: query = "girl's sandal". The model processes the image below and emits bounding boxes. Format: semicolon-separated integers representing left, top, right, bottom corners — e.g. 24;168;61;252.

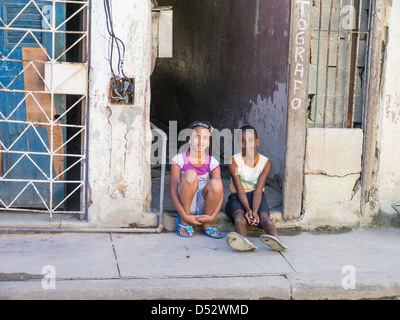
203;227;224;239
176;216;194;238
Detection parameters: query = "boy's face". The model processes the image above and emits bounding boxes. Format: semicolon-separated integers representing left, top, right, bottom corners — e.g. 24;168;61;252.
241;129;260;156
190;126;210;153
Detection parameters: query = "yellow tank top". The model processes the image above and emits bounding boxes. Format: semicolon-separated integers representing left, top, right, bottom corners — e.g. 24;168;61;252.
230;152;269;193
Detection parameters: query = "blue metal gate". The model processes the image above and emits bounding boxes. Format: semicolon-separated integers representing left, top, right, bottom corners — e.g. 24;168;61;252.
0;0;89;219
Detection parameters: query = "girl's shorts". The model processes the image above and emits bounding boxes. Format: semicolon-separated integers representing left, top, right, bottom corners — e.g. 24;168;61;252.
178;181;206;215
224;190;270;223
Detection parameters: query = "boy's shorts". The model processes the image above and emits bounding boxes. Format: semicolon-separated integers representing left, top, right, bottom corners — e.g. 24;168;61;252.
224;191;270;223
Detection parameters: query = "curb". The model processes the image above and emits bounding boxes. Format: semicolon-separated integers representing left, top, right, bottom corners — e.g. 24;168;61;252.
2;272;400;300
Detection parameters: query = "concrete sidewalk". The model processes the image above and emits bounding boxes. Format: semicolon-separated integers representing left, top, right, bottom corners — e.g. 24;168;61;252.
0;228;400;300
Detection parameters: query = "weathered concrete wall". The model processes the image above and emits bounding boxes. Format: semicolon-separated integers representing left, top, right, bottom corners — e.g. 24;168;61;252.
151;0;290;188
376;0;400;216
300;1;400;229
87;0;156;227
301;128;363;229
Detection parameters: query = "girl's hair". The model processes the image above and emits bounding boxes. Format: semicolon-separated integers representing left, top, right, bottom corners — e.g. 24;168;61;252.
179;121;213;156
188;121;214;133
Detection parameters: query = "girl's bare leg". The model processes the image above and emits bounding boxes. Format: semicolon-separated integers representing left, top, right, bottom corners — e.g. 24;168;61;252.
178;170;198;235
201;179;223;233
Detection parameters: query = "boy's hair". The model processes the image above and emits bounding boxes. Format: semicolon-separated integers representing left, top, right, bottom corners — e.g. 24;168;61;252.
240;125;258;139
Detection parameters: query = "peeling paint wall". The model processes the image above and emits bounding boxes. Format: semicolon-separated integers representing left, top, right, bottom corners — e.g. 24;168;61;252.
151;0;290;188
238;82;288;186
88;0;155;227
376;0;400;215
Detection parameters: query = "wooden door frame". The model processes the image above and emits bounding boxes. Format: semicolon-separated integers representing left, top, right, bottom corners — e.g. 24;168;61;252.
360;0;386;215
283;0;312;220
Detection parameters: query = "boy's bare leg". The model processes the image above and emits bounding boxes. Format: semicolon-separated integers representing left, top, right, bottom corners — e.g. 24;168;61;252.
258;211;288;251
201;179;223;234
232;210;257;245
259;211;278;237
232;210;248;238
178;169;198;235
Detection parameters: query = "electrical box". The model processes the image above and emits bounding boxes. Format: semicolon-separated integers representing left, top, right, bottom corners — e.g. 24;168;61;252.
109;77;135;105
152;6;173;58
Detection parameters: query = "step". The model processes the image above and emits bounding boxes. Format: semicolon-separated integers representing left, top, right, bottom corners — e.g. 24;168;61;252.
162;206;286;234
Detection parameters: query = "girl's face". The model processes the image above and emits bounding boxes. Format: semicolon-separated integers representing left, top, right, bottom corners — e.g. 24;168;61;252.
190;126;210;154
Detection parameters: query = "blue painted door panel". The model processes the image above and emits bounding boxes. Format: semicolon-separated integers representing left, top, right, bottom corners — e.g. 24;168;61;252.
0;0;65;209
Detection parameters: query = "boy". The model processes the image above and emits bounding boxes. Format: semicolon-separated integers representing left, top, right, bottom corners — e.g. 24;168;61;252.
225;125;287;252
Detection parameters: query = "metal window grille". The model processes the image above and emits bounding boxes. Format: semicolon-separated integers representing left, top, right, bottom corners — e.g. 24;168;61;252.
307;0;371;128
0;0;89;221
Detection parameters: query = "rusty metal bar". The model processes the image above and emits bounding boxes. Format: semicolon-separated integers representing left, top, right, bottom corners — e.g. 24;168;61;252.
55;33;87;61
314;29;368;34
361;0;373;127
0;179;85;183
323;0;335;128
0;28;87;35
333;3;343;128
342;27;352;127
311;0;371;128
0;121;85;130
0;150;85;157
55;2;88;31
350;0;364;128
314;2;323;127
346;0;361;128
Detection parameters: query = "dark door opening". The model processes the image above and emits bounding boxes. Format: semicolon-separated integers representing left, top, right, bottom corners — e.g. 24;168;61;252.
150;0;290;217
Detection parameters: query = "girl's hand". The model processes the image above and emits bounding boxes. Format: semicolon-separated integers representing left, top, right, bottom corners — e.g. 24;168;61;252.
195;215;213;224
185;215;203;226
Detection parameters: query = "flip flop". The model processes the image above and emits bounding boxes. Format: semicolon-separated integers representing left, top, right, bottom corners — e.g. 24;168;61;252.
176;216;194;238
226;232;257;252
203;227;224;239
260;234;288;251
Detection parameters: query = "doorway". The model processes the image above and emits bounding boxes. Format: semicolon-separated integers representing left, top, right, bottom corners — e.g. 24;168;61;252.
150;0;290;217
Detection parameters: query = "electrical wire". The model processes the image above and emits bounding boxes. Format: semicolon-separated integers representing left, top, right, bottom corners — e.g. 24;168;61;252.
103;0;127;78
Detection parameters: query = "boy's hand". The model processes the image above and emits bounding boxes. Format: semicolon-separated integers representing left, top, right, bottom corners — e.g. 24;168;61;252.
244;209;253;225
250;211;260;226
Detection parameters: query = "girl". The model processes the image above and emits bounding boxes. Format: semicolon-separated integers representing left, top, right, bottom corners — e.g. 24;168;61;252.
170;121;224;238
